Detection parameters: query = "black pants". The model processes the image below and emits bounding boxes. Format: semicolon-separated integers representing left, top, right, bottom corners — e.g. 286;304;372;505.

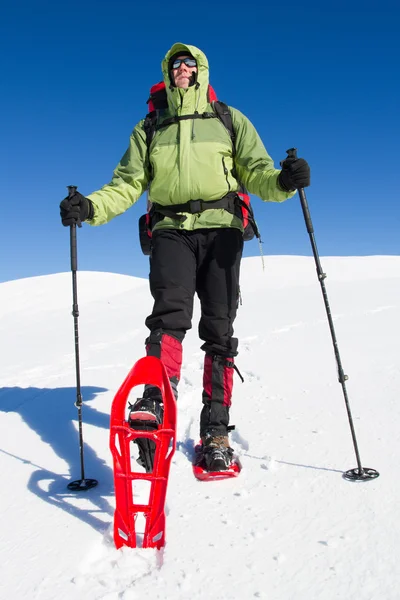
145;228;243;357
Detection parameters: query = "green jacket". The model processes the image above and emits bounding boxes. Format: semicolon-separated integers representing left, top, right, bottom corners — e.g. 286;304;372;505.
87;43;295;231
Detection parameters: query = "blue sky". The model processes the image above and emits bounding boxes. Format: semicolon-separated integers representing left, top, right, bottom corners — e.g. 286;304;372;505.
1;0;399;282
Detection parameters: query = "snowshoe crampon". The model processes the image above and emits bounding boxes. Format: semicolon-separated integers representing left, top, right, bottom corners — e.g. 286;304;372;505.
192;441;242;481
109;356;177;550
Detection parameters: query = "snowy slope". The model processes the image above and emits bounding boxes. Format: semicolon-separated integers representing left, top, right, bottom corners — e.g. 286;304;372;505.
1;256;399;600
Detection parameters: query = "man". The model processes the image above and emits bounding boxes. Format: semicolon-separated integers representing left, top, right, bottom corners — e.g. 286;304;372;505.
60;43;310;473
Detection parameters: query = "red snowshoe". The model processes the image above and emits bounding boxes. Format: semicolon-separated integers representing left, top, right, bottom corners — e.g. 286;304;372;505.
110;356;177;549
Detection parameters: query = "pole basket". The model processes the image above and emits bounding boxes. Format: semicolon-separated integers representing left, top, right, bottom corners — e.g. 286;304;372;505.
343;468;380;482
67;478;99;491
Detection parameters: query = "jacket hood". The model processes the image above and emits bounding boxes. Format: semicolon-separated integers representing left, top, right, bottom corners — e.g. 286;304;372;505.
162;43;210;113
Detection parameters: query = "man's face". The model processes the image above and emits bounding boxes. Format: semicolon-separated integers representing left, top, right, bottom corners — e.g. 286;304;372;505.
171;55;198;89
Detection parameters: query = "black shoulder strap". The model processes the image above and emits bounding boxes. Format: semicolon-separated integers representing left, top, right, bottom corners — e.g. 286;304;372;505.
212;101;236;156
143;112;158;150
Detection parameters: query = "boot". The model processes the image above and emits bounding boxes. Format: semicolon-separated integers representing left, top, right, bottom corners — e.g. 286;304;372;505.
128;386;164;426
201;431;234;471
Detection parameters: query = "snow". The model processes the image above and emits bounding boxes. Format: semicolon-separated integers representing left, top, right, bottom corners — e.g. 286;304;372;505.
1;255;399;600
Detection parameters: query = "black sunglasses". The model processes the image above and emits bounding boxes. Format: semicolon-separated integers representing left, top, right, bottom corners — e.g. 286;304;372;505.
172;57;197;69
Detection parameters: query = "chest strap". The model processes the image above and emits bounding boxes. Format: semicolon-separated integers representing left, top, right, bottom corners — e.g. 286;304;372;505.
156;112;218;131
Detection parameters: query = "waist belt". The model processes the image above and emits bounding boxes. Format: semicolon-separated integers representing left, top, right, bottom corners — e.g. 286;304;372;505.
151;192;241;223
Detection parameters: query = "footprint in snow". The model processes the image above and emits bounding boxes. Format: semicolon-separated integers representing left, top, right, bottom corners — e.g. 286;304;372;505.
260;456;277;471
176;438;196;462
176;417;196;462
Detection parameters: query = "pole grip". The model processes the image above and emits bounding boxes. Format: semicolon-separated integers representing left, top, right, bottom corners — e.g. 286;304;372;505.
285;149;314;234
67;186;78;271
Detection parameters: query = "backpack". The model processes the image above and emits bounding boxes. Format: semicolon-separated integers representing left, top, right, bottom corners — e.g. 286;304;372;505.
138;82;260;255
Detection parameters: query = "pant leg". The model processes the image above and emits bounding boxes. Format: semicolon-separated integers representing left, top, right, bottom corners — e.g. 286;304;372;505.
197;228;243;357
196;229;243;437
146;229;197;338
145;230;197;393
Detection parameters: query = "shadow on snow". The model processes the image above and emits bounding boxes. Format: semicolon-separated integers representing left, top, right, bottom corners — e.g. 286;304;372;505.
0;385;115;533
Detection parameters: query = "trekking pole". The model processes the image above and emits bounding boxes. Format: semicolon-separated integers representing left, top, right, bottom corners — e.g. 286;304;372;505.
287;149;379;481
66;185;98;491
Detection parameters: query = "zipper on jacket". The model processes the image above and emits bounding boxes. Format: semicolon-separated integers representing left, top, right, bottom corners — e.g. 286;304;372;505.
222;157;231;191
191;83;201;140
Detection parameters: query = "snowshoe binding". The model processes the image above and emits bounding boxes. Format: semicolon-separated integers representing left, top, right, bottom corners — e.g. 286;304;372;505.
128;387;164;473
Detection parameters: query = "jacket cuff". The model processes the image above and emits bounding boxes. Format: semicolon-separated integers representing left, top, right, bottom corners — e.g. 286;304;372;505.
277;171;296;193
86;198;95;221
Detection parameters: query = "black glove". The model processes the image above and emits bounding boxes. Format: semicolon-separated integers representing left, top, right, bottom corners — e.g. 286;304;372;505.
60;192;94;227
278;156;310;192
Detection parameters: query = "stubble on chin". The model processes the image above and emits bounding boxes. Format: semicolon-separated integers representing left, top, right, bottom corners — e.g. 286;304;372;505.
175;77;189;89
